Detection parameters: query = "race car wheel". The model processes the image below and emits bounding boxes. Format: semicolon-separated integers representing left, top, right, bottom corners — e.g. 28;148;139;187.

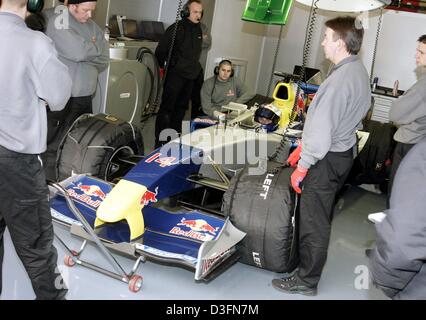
222;162;299;273
104;145;135;181
128;275;143;293
56;113;144;182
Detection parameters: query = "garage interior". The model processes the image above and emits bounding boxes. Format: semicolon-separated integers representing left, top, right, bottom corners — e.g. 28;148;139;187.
1;0;425;301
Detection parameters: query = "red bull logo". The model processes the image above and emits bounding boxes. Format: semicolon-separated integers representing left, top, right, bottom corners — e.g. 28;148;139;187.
169;218;220;241
67;183;107;208
73;183;107;200
140;187;159;206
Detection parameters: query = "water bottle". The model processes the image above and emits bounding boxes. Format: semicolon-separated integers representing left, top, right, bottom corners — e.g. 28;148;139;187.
218;113;226;128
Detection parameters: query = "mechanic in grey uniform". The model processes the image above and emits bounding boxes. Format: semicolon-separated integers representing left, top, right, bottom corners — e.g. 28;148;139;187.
201;59;255;118
272;16;371;296
0;0;72;299
369;136;426;299
42;0;108;179
387;34;426;201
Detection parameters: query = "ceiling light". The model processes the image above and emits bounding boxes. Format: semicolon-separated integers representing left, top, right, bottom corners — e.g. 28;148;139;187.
295;0;391;12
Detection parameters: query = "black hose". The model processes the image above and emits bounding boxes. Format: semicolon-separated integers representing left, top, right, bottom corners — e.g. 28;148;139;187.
136;47;160;120
135;0;184;130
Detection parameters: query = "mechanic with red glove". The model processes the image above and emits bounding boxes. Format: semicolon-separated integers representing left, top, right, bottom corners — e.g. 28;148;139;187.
273;16;371;296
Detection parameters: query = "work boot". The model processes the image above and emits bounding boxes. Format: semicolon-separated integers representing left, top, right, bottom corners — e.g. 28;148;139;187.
272;275;317;296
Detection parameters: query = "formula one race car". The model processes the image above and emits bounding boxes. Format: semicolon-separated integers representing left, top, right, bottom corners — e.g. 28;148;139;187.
49;104;299;291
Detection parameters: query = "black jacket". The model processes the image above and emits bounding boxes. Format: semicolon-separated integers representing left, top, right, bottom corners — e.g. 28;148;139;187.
155;18;202;80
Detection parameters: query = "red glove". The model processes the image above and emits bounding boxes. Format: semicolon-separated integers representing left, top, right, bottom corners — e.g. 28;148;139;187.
159;67;165;79
291;165;308;194
287;143;302;167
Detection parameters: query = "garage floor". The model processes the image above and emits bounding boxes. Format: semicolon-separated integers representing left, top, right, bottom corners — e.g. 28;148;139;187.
0;115;389;300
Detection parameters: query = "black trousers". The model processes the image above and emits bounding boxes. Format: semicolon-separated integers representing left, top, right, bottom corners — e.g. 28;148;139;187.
297;149;354;287
387;141;414;207
0;146;67;299
42;96;92;181
190;68;206;119
155;72;194;147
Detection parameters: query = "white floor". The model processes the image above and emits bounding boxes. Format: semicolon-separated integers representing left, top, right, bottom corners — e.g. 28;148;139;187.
1;186;388;300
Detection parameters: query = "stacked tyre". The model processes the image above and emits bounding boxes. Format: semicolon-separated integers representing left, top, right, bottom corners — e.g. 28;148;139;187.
222;163;298;273
56;113;144;181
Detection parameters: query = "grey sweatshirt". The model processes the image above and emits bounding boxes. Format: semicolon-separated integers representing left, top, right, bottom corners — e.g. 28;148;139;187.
201;76;255;117
0;12;72;154
299;56;371;169
370;136;426;299
44;7;109;97
389;75;426;144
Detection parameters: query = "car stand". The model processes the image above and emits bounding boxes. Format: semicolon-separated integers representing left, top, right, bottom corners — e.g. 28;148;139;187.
50;182;145;293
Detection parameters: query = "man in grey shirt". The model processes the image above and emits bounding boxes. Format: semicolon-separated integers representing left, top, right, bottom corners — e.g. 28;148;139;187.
272;17;371;296
387;34;426;200
43;0;109;179
0;0;72;299
369;136;426;299
201;59;255;118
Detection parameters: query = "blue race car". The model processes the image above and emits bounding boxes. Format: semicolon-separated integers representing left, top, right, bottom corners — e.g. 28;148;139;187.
49;105;294;289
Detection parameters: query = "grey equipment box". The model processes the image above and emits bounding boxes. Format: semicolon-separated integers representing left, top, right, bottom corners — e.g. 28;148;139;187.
92;59;152;128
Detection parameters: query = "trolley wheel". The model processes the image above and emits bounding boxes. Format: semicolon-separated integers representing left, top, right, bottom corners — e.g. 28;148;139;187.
128;275;143;293
64;255;75;267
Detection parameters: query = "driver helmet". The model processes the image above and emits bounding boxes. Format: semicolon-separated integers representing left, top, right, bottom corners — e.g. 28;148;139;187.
254;104;281;132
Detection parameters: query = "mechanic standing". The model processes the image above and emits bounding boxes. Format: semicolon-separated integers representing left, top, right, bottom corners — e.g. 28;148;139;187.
42;0;109;179
387;34;426;201
0;0;72;299
154;0;203;147
272;16;371;296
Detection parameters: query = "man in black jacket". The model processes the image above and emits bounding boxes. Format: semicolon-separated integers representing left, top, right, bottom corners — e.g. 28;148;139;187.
155;0;203;147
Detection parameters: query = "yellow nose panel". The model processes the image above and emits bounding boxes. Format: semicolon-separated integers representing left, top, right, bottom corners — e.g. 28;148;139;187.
95;179;146;241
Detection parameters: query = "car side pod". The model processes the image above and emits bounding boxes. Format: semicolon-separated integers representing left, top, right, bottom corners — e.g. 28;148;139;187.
95;179;146;241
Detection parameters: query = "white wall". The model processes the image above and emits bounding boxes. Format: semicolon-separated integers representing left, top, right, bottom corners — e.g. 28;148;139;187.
361;9;425;91
257;4;426;95
256;2;326;95
49;0;425;93
206;0;267;93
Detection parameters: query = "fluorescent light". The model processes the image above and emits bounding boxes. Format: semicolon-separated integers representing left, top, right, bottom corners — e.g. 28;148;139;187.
295;0;391;12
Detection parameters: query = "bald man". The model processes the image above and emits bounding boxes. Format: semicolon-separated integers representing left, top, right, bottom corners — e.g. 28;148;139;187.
42;0;109;179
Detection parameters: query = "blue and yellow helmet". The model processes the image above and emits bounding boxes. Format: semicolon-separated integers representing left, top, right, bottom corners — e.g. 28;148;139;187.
254;104;281;132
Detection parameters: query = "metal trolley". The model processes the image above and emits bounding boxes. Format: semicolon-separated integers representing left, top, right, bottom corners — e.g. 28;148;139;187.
50;183;144;293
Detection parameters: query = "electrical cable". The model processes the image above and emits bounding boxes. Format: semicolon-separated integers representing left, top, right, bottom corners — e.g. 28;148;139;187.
268;0;319;163
162;0;185;84
370;8;383;83
266;25;285;97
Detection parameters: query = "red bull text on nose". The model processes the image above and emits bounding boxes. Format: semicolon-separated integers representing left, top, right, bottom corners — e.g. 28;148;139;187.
171;218;220;241
68;183;107;208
